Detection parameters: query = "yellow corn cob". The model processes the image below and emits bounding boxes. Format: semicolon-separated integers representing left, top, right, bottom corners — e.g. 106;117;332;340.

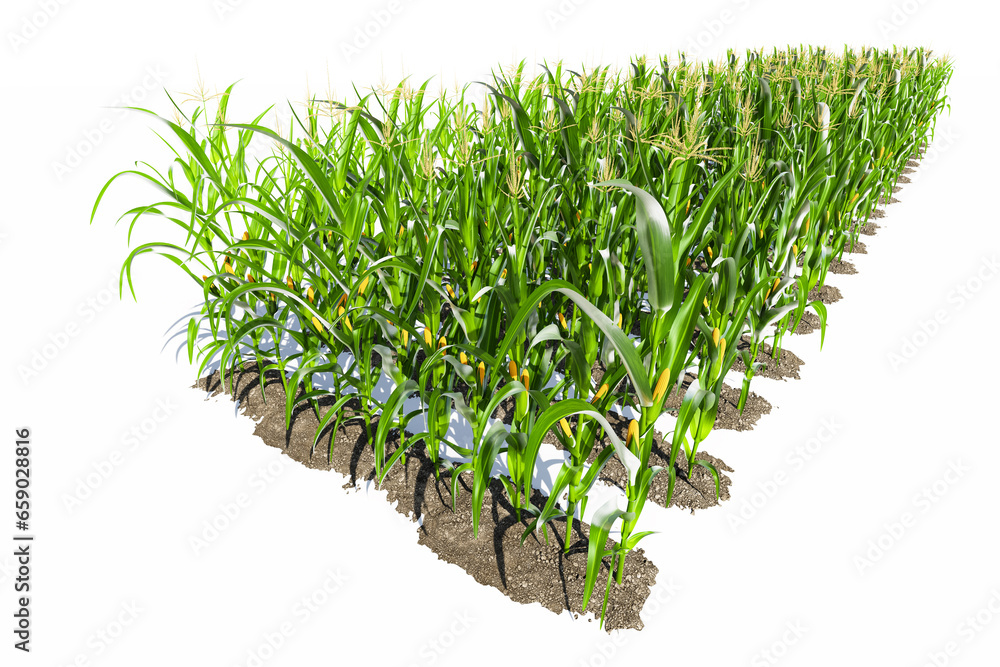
459;351;469;366
446;284;456;299
311;316;323;331
521;369;530;390
627;419;639;449
712;328;721;346
767;277;780;298
287;277;295;290
558;312;568;329
358;275;370;295
307;286;315;303
336;307;353;333
652;368;671;404
438;336;447;350
423;328;433;347
508;360;517;381
477;361;486;385
719;337;727;358
591;383;609;404
560;418;573;439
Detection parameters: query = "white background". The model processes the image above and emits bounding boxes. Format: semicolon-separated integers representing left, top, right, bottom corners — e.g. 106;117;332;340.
2;1;999;665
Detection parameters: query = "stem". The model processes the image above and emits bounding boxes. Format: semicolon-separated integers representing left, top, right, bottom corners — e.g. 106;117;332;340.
615;501;636;584
600;555;615;629
563;500;576;552
738;376;751;413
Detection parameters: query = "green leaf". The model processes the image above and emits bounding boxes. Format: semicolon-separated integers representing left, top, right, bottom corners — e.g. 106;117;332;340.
492;280;653;406
582;498;624;614
597;179;675;313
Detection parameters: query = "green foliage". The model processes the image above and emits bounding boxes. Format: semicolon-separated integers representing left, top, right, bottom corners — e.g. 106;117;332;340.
93;46;952;627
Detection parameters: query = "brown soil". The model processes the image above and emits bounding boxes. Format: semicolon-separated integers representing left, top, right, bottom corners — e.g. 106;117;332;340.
197;366;658;631
809;284;842;305
659;375;771;432
870;208;886;219
848;220;878;237
898;175;911;184
892;186;903;194
906;160;919;168
790;311;822;336
902;168;915;175
732;337;804;381
846;239;867;255
879;196;901;205
829;258;857;274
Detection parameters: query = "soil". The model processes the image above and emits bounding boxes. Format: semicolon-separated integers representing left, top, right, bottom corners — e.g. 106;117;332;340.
846;239;867;255
790;311;822;336
197;366;659;631
732;336;804;381
809;284;842;305
848;220;877;237
892;186;902;194
906;160;919;168
902;168;915;175
879;196;901;205
898;175;912;183
658;373;771;432
870;208;886;219
829;258;857;274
